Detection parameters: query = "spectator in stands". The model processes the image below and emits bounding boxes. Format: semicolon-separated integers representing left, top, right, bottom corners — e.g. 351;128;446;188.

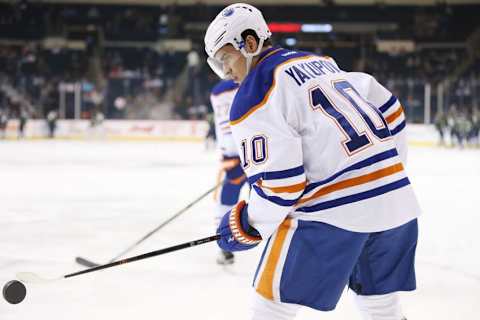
162;49;176;90
0;3;479;122
186;47;207;119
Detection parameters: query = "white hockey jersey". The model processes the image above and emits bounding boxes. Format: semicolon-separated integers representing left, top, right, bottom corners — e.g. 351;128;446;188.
210;80;239;158
230;47;421;239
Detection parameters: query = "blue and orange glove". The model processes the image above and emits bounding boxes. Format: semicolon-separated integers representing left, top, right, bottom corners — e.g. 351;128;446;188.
216;200;262;252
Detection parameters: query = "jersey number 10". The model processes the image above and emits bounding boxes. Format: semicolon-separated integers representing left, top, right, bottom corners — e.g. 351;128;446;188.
241;135;268;169
309;80;391;155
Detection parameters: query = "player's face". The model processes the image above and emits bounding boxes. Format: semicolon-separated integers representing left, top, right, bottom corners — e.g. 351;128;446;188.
215;45;247;83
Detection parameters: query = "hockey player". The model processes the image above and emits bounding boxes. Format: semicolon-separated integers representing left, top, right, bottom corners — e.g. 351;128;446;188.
204;3;420;320
46;110;58;139
210;79;247;264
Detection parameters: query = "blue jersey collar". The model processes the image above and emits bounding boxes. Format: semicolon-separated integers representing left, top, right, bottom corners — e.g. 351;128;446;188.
252;46;282;69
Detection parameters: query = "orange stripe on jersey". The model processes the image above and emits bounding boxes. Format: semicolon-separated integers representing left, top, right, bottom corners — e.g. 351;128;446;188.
256;218;292;300
230;55;315;126
297;163;404;205
386;105;404;124
230;175;246;185
254;48;283;67
258;180;306;194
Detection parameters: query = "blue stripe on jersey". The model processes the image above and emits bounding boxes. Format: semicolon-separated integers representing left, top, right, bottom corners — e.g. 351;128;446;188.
211;80;238;96
379;95;397;113
230;47;311;123
253;185;299;207
297;177;410;212
218;120;229;126
304;148;399;194
248;165;305;185
391;120;406;135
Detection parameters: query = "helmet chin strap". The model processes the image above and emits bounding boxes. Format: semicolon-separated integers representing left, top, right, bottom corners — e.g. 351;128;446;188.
241;38;265;75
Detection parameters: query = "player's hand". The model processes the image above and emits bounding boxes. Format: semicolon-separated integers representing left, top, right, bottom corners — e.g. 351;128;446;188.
216;200;262;252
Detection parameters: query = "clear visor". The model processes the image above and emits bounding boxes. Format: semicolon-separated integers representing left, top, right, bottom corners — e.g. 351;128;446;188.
207;57;227;79
207;37;266;80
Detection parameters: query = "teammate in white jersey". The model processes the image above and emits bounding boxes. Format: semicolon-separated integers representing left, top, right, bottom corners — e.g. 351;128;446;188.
205;3;420;320
210;79;247;264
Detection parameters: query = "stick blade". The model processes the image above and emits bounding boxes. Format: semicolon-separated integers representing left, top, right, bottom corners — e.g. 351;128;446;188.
16;272;61;284
75;257;100;268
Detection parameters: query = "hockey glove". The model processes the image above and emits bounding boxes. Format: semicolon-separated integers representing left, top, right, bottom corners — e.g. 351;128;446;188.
217;200;262;252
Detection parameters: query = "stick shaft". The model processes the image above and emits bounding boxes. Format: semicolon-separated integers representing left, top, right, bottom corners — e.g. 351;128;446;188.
65;235;220;279
108;184;219;262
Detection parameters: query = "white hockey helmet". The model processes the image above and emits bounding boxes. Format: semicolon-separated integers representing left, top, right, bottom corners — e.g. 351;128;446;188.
204;3;272;79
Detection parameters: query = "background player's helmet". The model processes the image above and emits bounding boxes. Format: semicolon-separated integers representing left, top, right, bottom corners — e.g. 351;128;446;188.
204;3;271;79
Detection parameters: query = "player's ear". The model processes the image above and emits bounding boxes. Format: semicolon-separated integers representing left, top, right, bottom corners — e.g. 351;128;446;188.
245;35;258;54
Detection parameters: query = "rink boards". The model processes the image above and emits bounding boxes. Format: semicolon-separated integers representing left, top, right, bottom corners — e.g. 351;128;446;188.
2;120;440;146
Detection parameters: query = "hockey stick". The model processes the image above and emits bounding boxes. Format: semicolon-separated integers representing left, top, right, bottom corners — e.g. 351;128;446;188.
18;234;220;284
75;183;220;267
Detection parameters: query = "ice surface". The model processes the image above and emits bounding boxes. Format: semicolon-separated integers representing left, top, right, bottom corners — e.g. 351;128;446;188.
0;140;479;320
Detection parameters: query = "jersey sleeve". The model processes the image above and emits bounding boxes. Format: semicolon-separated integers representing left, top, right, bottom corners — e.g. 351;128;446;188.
347;72;408;164
230;77;306;239
210;91;238;158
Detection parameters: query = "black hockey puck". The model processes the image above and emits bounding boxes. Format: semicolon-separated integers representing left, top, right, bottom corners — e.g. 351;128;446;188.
2;280;27;304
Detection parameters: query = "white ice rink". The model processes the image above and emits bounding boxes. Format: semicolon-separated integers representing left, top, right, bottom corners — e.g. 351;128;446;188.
1;140;479;320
